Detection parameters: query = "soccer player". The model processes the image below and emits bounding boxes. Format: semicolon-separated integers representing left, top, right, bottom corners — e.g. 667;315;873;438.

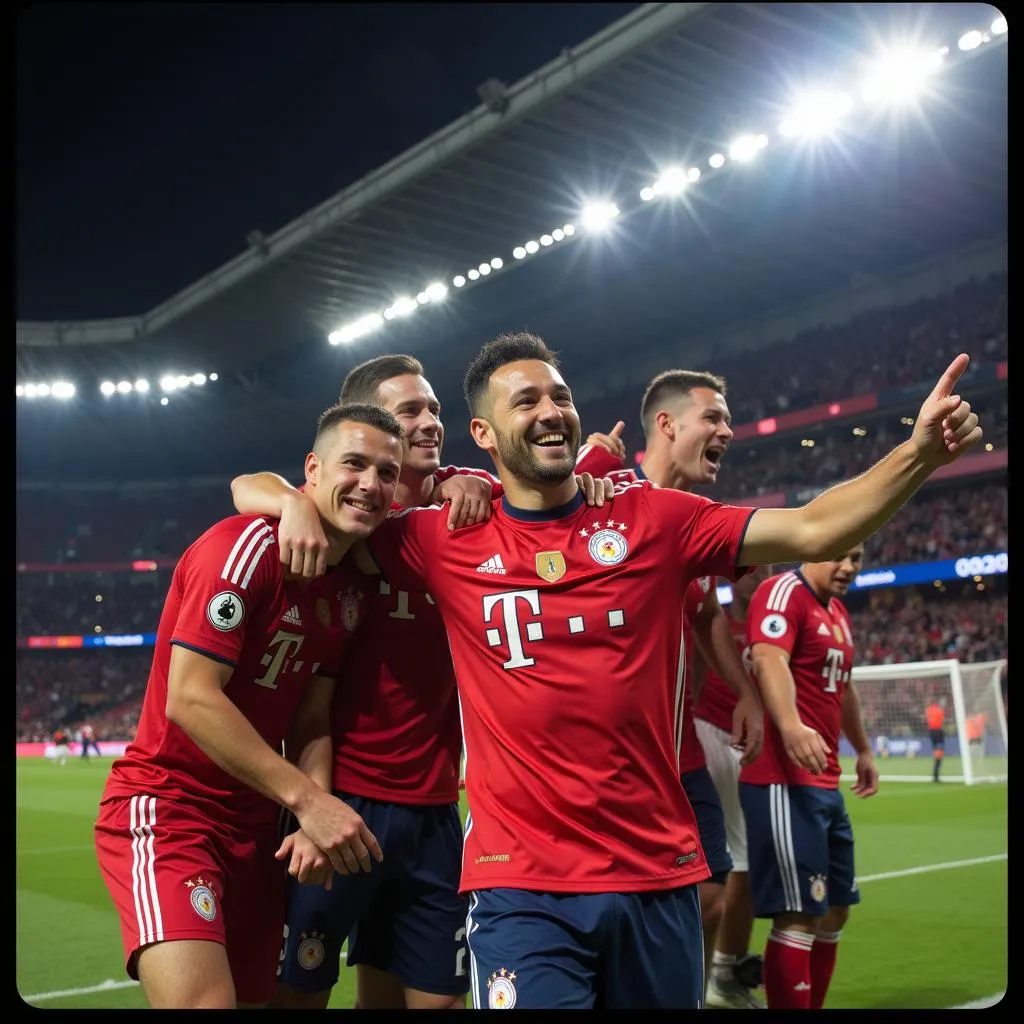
925;697;946;782
229;354;614;1011
352;333;979;1009
93;403;402;1009
738;545;877;1010
694;563;774;1009
51;726;71;766
79;722;102;760
572;371;765;993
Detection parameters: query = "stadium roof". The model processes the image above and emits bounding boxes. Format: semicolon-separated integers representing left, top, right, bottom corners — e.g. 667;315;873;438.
16;1;1007;480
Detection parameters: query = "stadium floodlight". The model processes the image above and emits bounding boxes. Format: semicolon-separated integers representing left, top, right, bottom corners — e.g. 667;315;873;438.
563;224;575;236
958;30;984;51
512;247;527;260
653;166;688;196
135;379;150;392
209;373;218;382
728;134;765;163
116;381;132;394
687;167;701;183
860;47;943;104
159;375;178;392
15;385;24;397
468;268;480;280
453;274;467;286
489;257;503;270
37;384;51;397
175;374;190;389
52;381;75;399
160;397;169;406
100;381;117;396
425;281;448;301
391;296;418;317
478;262;491;276
992;15;1007;35
779;90;855;138
329;313;384;344
708;152;726;169
24;384;38;397
551;228;565;241
540;234;553;246
191;373;207;386
417;291;430;304
524;240;540;254
383;308;396;319
580;202;620;232
640;187;654;201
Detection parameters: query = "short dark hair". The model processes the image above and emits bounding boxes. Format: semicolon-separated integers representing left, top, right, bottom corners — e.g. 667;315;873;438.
340;354;425;405
463;331;560;417
313;402;404;454
640;369;728;437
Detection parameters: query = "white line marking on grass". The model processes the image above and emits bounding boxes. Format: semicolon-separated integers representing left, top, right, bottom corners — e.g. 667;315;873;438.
951;993;1004;1008
858;853;1006;884
23;979;139;1003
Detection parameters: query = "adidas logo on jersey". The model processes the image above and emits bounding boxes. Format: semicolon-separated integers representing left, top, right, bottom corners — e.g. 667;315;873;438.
477;554;508;575
282;605;302;625
818;623;831;636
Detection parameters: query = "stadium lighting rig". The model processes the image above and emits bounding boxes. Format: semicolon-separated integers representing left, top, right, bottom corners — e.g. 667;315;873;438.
16;372;219;403
325;18;1006;348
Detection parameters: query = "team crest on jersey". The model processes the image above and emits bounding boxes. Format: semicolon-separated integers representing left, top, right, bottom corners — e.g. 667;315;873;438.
316;598;332;628
809;874;828;903
186;877;217;921
588;528;628;566
297;931;326;970
207;591;244;632
760;613;788;639
487;968;517;1009
535;550;566;582
340;587;362;632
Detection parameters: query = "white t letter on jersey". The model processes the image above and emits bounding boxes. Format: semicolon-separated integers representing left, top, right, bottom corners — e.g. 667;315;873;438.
254;630;305;689
482;589;542;670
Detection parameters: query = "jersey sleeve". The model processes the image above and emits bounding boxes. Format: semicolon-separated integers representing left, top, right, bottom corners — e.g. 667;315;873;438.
170;517;280;666
746;575;801;658
646;487;756;582
368;505;447;593
434;464;504;500
575;444;624;478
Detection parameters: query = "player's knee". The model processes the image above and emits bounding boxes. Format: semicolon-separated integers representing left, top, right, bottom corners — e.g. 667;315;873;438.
698;880;727;930
818;905;849;934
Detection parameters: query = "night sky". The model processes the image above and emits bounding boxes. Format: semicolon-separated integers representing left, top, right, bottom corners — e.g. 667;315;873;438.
16;2;639;321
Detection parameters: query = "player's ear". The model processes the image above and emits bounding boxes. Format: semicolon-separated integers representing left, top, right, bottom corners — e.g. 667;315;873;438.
469;416;496;454
655;410;675;442
304;450;320;488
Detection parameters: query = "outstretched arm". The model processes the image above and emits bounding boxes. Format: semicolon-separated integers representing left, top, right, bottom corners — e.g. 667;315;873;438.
740;355;982;566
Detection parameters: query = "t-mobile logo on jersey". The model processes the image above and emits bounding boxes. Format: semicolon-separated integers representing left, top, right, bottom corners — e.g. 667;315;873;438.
482;589;626;670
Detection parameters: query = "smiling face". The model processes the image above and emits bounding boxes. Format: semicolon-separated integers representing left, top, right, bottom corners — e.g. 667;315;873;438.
304;421;403;541
374;373;443;477
664;387;734;485
804;544;865;599
471;359;582;485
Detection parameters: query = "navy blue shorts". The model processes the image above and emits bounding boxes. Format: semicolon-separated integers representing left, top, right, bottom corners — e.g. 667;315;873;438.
278;794;469;996
466;886;704;1009
682;766;733;885
739;782;861;920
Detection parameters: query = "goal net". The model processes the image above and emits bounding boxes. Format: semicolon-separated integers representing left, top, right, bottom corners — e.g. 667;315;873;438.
848;658;1007;785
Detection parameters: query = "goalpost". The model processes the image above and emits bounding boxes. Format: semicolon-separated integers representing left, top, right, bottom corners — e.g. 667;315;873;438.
849;659;1007;785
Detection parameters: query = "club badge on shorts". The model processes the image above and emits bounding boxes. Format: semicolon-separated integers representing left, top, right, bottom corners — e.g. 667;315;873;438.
487;968;517;1009
186;876;217;922
297;931;326;970
809;874;828;903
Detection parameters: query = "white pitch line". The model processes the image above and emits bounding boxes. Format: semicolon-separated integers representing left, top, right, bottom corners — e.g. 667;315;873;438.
20;857;1006;1006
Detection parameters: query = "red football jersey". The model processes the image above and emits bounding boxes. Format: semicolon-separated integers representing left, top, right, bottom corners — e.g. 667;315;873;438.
739;570;855;790
370;482;755;894
693;600;751;733
102;515;366;827
330;465;499;805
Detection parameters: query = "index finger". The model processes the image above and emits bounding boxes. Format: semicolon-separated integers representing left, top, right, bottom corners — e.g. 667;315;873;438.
361;823;384;863
609;420;626;439
928;353;969;401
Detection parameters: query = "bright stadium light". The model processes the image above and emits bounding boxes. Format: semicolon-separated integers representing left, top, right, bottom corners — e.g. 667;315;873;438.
524;240;540;254
52;381;75;399
992;16;1007;35
159;375;178;392
160;397;169;406
116;380;132;394
24;384;39;398
174;374;189;389
489;257;503;270
563;224;575;236
392;296;418;317
478;262;491;276
417;291;430;304
209;373;218;382
958;30;983;51
330;312;386;344
191;373;207;386
580;201;619;232
653;166;688;196
728;134;766;162
861;47;943;103
453;274;467;286
779;90;855;138
100;380;117;396
425;280;448;300
708;152;726;169
37;384;51;397
540;234;553;246
687;167;701;182
15;385;24;397
640;186;655;201
551;228;565;241
512;247;527;260
468;268;480;280
134;379;150;392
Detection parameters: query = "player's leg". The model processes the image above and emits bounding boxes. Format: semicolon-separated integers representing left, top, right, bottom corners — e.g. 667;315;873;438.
697;721;761;1008
808;793;860;1010
349;801;469;1009
681;767;732;987
271;794;390;1009
739;782;829;1010
931;729;945;781
466;889;602;1009
604;884;704;1009
94;794;237;1008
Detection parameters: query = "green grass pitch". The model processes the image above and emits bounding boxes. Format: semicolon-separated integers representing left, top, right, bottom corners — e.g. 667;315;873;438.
17;757;1006;1009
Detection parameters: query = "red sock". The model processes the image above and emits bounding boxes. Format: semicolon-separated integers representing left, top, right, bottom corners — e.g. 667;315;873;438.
810;930;841;1009
764;929;815;1009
